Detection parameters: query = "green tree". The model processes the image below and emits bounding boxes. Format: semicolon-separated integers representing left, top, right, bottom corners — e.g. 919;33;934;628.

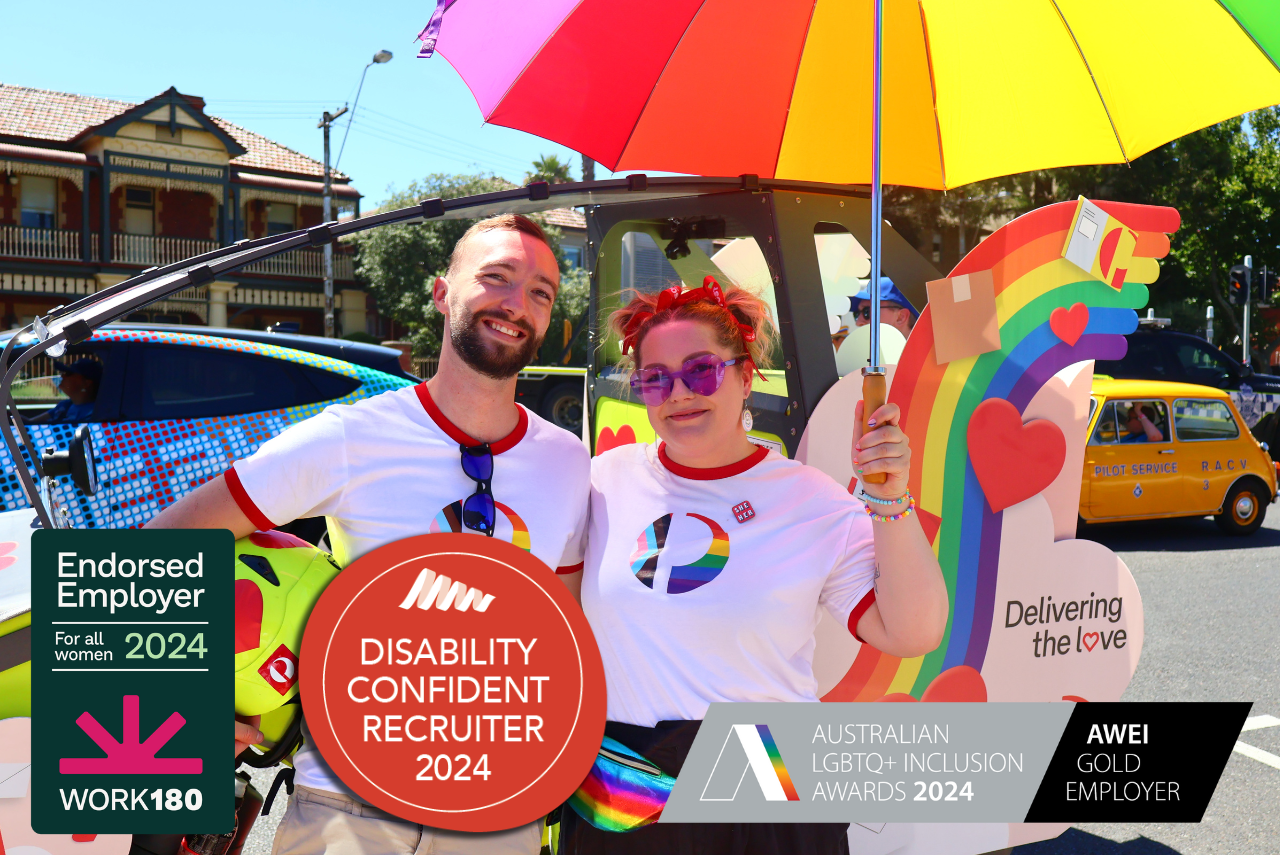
525;154;574;185
885;178;1023;261
351;172;568;357
539;267;591;365
886;112;1280;361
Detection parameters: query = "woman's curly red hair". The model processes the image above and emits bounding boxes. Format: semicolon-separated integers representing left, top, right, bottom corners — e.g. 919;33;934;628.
607;277;777;369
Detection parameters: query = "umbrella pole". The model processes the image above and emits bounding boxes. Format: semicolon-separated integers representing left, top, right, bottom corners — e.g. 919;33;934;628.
862;0;888;485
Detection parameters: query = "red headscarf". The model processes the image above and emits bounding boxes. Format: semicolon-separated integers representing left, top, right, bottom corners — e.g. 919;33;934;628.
621;275;758;354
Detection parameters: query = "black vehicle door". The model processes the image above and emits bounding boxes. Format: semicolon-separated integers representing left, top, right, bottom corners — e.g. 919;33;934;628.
1167;337;1239;389
1096;334;1177;381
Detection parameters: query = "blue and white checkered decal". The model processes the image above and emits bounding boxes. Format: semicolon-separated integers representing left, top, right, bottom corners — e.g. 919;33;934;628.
1229;388;1280;429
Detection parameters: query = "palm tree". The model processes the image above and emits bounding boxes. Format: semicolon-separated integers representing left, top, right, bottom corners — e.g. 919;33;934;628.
525;154;574;185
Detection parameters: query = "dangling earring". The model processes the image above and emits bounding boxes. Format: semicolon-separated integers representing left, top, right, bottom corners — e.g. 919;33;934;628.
741;408;753;432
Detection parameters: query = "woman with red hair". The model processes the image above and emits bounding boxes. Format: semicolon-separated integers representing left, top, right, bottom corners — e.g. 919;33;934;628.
559;277;948;854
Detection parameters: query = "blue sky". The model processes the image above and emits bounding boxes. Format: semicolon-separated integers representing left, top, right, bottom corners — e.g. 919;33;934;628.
3;0;608;207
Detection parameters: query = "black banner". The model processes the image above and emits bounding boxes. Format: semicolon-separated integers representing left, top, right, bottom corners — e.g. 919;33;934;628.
1024;702;1250;821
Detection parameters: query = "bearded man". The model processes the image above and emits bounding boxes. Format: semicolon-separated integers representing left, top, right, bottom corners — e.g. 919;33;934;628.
147;214;589;855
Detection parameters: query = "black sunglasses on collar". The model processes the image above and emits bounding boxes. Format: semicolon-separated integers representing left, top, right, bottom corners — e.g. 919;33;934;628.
459;443;496;536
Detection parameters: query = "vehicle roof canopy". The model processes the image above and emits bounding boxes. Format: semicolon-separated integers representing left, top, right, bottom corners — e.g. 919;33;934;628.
25;176;934;346
1093;378;1233;400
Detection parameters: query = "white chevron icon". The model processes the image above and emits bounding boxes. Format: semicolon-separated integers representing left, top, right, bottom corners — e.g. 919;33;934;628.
398;568;496;613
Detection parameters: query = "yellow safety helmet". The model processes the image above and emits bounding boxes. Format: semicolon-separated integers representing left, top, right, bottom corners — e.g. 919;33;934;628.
234;530;341;717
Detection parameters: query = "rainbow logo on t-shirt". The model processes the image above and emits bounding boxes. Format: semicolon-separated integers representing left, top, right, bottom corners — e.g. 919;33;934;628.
628;512;730;594
429;500;531;552
667;514;730;594
628;513;672;589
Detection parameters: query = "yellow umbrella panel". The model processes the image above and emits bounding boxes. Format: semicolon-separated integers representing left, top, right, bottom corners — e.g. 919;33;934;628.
776;0;1280;189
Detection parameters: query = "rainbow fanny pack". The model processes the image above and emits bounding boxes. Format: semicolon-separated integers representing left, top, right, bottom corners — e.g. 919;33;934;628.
567;736;677;832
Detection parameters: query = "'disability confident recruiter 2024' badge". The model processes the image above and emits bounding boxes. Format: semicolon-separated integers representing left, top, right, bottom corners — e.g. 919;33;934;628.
300;533;606;833
30;529;233;834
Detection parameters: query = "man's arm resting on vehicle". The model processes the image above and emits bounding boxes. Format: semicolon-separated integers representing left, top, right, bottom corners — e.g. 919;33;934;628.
143;473;260;538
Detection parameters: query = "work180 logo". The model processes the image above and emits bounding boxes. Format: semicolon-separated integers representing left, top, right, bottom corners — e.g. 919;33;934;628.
300;533;605;833
701;724;800;803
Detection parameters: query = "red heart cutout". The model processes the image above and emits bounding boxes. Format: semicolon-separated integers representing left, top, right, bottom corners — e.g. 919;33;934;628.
595;424;637;456
1049;302;1089;346
235;579;264;654
967;399;1066;513
1082;632;1100;651
921;665;988;702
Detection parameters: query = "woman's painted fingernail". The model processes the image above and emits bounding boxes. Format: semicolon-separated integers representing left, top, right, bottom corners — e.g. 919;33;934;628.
856;468;864;474
854;443;861;451
868;419;877;427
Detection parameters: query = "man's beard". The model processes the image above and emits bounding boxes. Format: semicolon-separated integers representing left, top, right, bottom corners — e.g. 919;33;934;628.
450;307;543;380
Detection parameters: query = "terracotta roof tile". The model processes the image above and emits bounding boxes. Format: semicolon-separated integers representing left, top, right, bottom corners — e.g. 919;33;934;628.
0;85;129;142
542;207;585;230
211;116;347;181
0;84;351;184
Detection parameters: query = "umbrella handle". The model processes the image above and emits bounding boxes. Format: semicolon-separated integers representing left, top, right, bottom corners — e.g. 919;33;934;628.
861;370;888;485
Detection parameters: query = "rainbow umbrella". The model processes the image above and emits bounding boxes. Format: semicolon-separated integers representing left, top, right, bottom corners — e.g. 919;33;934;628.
417;0;1280;189
416;0;1280;431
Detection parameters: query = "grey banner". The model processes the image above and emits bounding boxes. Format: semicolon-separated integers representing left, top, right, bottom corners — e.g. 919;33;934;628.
661;703;1073;823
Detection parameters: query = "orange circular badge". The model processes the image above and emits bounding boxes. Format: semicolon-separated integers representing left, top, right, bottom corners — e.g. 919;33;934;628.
300;533;605;832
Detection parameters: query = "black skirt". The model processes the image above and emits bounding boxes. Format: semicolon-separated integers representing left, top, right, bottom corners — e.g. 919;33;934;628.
558;720;849;855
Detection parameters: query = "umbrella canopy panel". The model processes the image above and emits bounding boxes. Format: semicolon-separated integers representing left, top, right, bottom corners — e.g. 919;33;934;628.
432;0;1280;189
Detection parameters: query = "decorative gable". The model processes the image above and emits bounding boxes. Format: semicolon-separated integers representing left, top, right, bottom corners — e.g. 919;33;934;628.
79;87;246;158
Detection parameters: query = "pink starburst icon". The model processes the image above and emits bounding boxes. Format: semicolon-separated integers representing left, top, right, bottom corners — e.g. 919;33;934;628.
60;695;202;775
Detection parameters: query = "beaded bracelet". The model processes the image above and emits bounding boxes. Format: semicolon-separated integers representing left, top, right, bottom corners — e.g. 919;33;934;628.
863;490;911;506
864;494;916;523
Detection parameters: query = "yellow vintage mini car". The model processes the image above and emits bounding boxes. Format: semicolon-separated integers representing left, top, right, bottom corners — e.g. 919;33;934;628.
1082;378;1278;534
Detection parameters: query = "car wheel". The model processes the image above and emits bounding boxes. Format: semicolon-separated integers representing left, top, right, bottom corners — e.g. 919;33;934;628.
1214;479;1269;536
540;382;584;434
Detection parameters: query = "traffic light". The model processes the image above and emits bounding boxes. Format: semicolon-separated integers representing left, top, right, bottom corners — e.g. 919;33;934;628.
1258;265;1278;305
1229;264;1251;306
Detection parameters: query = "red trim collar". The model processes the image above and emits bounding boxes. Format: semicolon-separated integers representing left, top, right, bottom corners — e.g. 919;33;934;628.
658;442;769;480
415;383;528;454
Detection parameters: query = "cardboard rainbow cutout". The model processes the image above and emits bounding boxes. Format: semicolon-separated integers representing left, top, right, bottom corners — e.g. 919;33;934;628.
798;199;1176;853
811;199;1176;706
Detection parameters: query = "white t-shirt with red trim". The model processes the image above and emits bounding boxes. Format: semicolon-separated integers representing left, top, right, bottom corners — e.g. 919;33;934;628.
228;382;590;792
581;442;877;728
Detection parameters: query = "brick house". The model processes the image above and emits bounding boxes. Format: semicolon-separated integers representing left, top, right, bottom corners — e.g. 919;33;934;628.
0;84;369;335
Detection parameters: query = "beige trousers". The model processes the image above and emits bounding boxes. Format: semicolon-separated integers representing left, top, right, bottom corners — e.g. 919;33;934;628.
270;785;541;855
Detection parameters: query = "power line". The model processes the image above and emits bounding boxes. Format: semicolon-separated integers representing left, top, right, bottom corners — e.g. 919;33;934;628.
358;105;541;168
342;121;521;176
346;115;529;172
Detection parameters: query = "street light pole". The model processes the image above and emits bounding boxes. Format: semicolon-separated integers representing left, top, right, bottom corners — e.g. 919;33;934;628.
336;50;393;172
1244;254;1253;367
318;106;348;338
318;50;392;339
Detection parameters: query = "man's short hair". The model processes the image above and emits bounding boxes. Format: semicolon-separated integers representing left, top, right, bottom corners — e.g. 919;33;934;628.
446;214;552;279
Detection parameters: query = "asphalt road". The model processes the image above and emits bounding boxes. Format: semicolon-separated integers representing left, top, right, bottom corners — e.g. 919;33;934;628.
239;510;1279;855
1015;509;1280;855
